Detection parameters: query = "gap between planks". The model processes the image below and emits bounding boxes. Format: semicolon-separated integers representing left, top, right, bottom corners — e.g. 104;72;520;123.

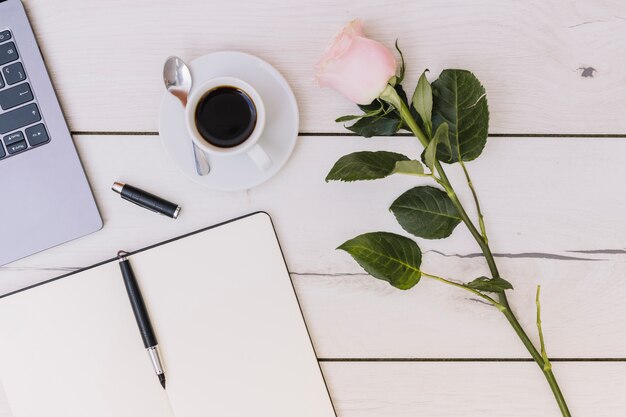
70;131;626;138
318;358;626;362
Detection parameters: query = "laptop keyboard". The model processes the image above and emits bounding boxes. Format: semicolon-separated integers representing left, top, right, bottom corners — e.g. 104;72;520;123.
0;29;50;160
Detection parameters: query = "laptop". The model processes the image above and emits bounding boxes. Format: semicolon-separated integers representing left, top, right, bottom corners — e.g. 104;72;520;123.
0;0;102;266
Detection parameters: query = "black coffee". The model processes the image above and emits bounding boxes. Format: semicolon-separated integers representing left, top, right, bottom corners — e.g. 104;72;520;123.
195;86;257;148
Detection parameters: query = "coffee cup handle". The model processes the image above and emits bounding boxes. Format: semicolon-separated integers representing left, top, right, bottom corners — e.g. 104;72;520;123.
247;143;272;171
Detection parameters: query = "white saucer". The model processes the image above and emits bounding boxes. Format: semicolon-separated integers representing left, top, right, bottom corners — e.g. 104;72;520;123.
159;51;299;191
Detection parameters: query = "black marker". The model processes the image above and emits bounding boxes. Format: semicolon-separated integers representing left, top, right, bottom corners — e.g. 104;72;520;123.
112;182;180;219
118;250;167;389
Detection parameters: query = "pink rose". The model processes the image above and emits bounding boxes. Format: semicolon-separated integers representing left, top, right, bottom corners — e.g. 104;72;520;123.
315;20;397;105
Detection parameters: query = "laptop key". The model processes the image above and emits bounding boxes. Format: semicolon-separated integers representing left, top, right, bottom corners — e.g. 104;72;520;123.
0;83;33;110
0;31;11;42
0;73;4;89
6;140;27;155
0;144;5;159
0;42;18;66
3;131;24;146
25;124;49;146
0;103;41;134
3;62;25;85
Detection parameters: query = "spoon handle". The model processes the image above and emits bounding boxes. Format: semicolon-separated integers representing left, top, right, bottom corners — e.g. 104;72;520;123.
192;143;211;175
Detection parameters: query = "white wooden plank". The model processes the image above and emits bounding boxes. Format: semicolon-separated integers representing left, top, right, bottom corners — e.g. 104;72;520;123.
3;135;625;283
1;135;625;358
321;362;626;416
18;0;626;133
295;262;626;358
0;362;623;417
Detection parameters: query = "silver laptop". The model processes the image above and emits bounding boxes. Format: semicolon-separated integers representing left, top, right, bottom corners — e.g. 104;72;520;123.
0;0;102;266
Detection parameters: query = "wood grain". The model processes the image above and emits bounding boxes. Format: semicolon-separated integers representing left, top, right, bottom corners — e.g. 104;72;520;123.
1;135;624;359
18;0;626;133
321;362;626;416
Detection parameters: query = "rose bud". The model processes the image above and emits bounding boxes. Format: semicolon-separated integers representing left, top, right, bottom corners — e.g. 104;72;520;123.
315;19;397;105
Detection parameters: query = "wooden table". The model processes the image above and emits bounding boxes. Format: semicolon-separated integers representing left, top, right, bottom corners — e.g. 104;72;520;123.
1;1;625;415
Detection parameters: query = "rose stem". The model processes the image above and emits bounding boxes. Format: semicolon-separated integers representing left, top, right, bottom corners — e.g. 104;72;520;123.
381;88;572;417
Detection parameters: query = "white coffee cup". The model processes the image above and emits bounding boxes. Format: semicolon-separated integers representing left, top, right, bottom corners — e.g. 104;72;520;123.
185;76;272;171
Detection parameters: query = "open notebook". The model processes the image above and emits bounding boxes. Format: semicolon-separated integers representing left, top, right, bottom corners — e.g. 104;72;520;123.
0;212;336;417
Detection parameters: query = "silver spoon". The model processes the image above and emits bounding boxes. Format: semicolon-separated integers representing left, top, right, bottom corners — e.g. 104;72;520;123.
163;56;211;176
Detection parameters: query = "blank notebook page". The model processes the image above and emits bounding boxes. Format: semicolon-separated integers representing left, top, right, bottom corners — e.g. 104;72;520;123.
0;213;336;417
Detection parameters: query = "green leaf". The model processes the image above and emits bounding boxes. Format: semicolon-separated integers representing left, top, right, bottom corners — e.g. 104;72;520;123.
423;123;448;172
393;160;425;176
438;122;452;153
466;276;514;292
326;151;410;182
379;84;404;112
431;69;489;163
395;40;405;83
358;100;383;113
412;70;432;135
335;115;362;123
394;83;410;107
336;102;385;123
352;84;408;136
390;186;462;239
338;232;422;290
346;116;402;137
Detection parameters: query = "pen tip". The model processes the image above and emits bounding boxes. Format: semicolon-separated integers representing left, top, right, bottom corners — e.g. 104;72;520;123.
117;250;129;260
159;374;166;389
112;182;124;194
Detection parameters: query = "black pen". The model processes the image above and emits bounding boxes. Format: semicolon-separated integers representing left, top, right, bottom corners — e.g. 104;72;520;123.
117;250;167;389
112;182;181;219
